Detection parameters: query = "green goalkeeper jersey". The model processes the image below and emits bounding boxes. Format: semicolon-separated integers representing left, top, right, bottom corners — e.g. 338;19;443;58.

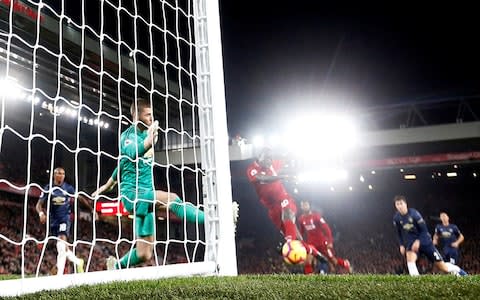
117;125;155;194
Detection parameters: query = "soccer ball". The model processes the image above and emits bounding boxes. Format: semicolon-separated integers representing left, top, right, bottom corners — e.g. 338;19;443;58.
282;240;307;264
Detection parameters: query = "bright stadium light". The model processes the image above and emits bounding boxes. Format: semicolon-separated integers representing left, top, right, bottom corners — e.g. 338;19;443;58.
252;135;265;148
297;168;348;183
268;134;282;147
284;112;358;161
404;174;416;180
446;172;457;177
0;78;22;100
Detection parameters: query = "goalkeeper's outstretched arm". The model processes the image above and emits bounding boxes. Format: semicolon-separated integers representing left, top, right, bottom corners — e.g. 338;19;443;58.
92;177;117;198
92;167;118;198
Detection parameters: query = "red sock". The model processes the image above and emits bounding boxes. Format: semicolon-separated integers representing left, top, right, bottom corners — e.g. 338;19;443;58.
304;263;313;275
303;243;320;257
337;258;345;268
283;219;297;240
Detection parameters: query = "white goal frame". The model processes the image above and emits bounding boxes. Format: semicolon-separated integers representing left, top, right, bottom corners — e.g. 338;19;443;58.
0;0;236;297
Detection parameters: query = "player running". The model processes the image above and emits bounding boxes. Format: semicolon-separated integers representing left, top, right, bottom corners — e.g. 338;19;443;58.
298;199;352;274
433;212;464;264
392;195;467;276
36;167;92;275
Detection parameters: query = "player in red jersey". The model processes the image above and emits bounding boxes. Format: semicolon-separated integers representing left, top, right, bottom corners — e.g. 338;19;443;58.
298;199;352;274
246;148;299;241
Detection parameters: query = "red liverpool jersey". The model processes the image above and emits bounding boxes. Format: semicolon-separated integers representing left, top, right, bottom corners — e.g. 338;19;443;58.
298;212;333;246
246;160;289;205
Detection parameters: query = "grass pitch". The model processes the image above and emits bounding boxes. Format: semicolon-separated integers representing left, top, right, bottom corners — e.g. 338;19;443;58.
3;274;480;299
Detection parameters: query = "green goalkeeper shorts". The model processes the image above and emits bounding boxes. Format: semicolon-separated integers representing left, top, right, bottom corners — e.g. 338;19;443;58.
120;190;156;237
120;190;155;217
135;212;154;237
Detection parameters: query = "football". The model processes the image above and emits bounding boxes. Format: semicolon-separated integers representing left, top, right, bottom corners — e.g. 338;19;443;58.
282;240;307;264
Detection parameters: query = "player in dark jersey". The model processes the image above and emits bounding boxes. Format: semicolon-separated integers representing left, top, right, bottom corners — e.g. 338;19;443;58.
433;212;464;264
298;200;351;274
392;195;467;276
36;167;93;275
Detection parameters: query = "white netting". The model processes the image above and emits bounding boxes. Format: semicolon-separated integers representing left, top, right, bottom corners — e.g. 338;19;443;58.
0;0;234;295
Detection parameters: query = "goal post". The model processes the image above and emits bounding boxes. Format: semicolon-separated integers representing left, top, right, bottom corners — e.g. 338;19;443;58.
0;0;236;296
193;0;237;276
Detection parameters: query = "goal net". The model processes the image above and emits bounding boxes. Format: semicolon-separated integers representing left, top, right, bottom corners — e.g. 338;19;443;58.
0;0;236;296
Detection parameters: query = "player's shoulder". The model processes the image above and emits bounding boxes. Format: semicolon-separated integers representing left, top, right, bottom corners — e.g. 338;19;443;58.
393;211;401;220
408;208;421;216
121;125;135;137
63;182;75;192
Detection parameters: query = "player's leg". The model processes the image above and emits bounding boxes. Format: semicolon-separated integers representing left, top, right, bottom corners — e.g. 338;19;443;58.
59;235;84;273
114;213;155;269
405;251;420;276
156;190;204;223
55;238;67;276
280;196;298;241
52;222;69;276
325;245;352;273
303;254;315;275
426;244;467;276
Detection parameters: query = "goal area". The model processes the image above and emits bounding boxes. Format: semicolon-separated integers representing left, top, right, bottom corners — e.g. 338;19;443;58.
0;0;236;296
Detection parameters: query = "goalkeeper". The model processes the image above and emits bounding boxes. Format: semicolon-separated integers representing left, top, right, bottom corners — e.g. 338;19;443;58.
96;98;204;270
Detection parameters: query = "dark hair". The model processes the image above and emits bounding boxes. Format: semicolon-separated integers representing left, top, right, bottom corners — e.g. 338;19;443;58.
393;195;406;204
130;98;151;118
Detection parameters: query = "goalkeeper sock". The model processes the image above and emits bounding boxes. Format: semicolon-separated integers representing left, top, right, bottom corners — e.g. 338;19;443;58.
169;197;205;224
118;248;142;269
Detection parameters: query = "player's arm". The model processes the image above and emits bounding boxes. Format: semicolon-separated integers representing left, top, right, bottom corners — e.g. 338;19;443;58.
92;167;118;198
36;192;47;224
393;218;405;254
255;173;290;183
122;121;158;159
432;225;439;245
315;214;334;245
452;225;464;248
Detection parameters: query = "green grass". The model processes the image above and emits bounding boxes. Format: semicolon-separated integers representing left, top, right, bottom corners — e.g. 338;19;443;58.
4;274;480;299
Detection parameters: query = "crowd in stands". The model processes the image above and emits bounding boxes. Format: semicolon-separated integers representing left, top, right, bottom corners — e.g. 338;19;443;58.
0;192;199;275
1;158;480;277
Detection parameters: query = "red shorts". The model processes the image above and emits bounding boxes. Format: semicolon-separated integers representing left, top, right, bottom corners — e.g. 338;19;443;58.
260;195;297;232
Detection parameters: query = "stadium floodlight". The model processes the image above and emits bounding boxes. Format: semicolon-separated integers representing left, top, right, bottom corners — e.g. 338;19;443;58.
284;113;358;161
296;168;348;183
252;135;265;148
446;172;457;177
268;134;282;147
404;174;416;180
0;78;22;100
